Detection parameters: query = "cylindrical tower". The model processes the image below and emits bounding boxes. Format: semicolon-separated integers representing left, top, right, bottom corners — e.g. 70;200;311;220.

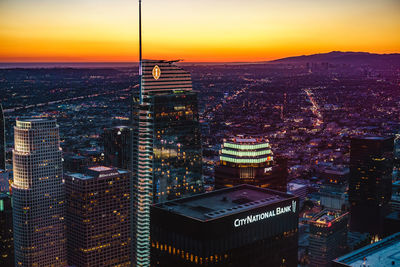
12;118;66;266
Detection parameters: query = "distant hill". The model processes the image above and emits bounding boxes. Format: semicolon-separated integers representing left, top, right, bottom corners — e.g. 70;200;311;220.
269;51;400;66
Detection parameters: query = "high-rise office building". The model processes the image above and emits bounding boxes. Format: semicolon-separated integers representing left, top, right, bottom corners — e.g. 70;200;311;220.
215;136;287;192
349;136;393;236
131;60;203;266
103;126;132;170
65;166;131;267
131;2;203;264
0;192;13;266
151;185;299;267
0;104;5;170
318;166;349;210
12;118;67;266
309;209;349;267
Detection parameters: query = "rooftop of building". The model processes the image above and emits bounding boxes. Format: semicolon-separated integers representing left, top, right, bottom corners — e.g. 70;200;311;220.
154;184;296;222
287;182;308;191
15;118;57;129
351;136;393;141
333;232;400;267
310;209;348;226
66;165;129;180
225;135;270;145
105;125;131;130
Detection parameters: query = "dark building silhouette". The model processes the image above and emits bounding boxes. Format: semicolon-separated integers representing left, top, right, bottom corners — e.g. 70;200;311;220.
103;126;131;170
0;193;13;266
309;209;349;267
215;137;287;192
349;136;394;236
131;60;203;265
151;185;299;267
65;166;131;267
0;104;5;170
63;153;90;173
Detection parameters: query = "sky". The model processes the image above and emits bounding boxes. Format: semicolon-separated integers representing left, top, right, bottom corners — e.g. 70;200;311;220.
0;0;399;62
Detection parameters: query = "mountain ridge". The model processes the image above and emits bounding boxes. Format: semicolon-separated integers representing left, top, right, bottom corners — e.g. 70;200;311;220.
268;51;400;65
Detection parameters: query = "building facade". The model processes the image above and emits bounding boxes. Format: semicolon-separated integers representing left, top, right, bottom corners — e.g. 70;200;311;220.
309;209;349;267
0;192;13;266
349;136;393;236
103;126;132;170
215;137;287;192
12;119;67;266
65;166;131;267
0;104;5;170
131;60;203;266
151;185;299;267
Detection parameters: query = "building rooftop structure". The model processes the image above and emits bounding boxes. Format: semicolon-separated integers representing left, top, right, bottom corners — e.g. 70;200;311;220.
333;232;400;267
155;184;296;222
220;136;273;165
67;165;128;180
310;209;349;227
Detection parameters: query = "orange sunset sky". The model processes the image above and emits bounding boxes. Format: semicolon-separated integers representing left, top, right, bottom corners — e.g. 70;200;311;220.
0;0;399;62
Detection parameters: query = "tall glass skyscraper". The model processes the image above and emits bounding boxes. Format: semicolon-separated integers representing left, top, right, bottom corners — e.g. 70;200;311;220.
0;104;5;170
131;60;203;266
349;136;393;236
12;119;67;266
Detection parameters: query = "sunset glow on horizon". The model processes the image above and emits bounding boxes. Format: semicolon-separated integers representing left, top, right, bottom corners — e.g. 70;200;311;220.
0;0;399;62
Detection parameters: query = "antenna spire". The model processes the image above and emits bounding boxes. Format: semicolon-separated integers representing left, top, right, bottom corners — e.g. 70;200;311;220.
139;0;143;103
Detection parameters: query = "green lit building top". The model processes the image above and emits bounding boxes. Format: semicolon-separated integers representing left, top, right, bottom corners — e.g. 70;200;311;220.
215;136;287;192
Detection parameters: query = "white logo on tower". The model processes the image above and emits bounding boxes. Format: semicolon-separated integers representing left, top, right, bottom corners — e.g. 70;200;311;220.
292;200;297;213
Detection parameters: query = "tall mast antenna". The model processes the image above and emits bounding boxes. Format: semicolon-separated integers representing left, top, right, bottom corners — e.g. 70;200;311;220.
139;0;143;104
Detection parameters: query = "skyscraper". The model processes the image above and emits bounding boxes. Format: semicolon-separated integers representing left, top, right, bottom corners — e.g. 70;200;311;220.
131;3;202;265
103;126;132;170
65;166;131;267
12;119;67;266
349;136;394;236
215;136;287;192
151;185;299;267
308;209;349;267
131;60;203;266
0;104;5;170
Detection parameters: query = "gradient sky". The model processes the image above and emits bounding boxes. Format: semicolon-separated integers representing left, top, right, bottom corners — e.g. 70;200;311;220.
0;0;399;62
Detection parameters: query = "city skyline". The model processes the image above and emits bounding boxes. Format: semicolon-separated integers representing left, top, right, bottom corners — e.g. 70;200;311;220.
0;0;399;62
1;0;400;266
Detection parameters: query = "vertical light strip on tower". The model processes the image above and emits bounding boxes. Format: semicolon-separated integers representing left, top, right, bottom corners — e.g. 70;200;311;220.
132;0;153;266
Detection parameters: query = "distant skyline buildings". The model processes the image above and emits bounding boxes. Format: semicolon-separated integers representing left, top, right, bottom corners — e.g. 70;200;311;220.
131;59;203;266
12;118;67;266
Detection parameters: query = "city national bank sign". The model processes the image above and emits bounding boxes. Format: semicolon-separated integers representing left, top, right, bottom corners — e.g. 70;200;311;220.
234;200;297;228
